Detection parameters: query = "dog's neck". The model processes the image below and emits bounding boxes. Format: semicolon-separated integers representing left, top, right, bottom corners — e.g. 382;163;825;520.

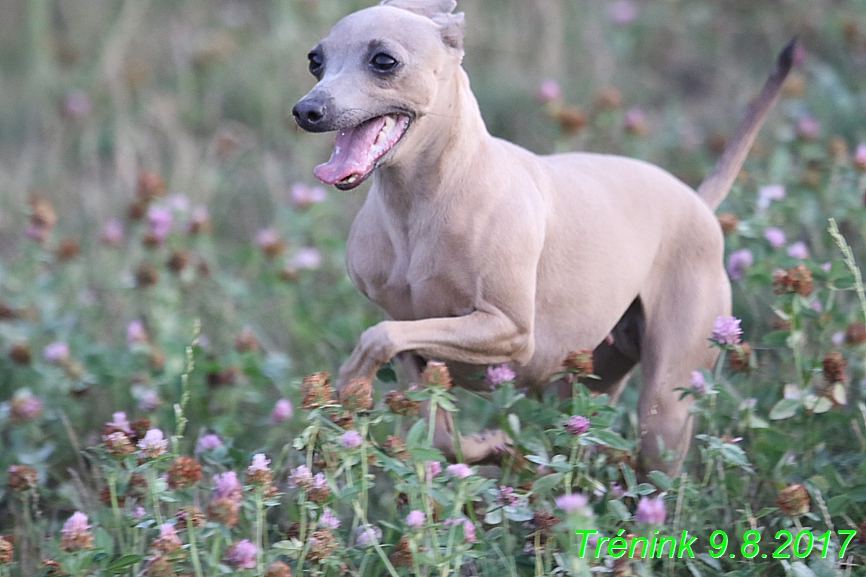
374;66;490;217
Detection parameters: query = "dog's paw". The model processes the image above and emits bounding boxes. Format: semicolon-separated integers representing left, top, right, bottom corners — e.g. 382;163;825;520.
461;429;513;464
357;322;399;366
337;322;401;388
486;431;529;469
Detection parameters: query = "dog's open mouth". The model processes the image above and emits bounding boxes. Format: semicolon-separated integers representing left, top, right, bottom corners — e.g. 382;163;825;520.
314;114;411;190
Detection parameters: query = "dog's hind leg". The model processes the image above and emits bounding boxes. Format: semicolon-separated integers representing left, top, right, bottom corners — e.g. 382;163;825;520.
635;269;730;477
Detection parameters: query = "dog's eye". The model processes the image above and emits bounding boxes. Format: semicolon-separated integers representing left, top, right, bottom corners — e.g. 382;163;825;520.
370;53;398;72
308;52;324;77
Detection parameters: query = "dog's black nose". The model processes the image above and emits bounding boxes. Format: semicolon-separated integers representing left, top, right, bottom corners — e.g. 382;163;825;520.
292;98;327;131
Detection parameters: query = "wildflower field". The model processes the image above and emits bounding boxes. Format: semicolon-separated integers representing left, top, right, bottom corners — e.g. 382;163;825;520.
2;0;866;575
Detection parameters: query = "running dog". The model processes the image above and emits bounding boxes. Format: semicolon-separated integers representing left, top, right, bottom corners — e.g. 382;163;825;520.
292;0;793;474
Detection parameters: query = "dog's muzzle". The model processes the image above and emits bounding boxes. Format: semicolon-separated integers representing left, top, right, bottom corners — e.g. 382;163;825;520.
292;95;331;133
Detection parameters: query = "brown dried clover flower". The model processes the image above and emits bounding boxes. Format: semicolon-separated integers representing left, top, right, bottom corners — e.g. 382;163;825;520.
339;378;373;412
728;343;754;372
136;171;165;202
777;483;810;516
207;497;240;527
9;390;41;420
128;200;148;221
124;473;148;501
845;322;866;345
207;366;238;388
129;418;152;443
265;561;293;577
717;212;739;235
102;431;135;456
188;211;211;235
422;361;452;389
307;478;331;505
624;109;650;136
562;349;594;377
65;361;84;381
801;166;822;189
56;238;80;260
385;389;421;416
7;465;38;492
283;521;301;541
234;328;259;352
278;267;300;283
858;150;866;173
150;528;183;555
167;456;203;489
166;250;189;274
610;553;635;576
389;535;414;567
144;555;174;577
246;468;273;488
594;87;622;110
148;349;165;372
822;351;847;384
0;302;15;321
141;231;161;250
330;411;355;430
772;265;813;297
99;486;125;507
532;509;561;533
383;435;409;462
197;260;211;279
41;559;67;576
30;196;57;230
258;234;286;259
176;506;205;528
60;513;94;552
300;372;332;410
9;342;31;365
135;263;159;288
307;529;338;562
555;106;588;135
827;137;848;162
528;509;561;549
246;468;277;498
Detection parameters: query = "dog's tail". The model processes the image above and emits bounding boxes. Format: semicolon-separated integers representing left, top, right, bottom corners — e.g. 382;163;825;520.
697;38;797;211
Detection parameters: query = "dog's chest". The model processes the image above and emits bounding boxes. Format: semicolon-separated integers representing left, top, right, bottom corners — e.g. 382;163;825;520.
347;218;475;321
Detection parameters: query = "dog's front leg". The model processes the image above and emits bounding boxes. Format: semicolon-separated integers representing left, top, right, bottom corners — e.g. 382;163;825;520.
336;310;532;387
392;352;512;463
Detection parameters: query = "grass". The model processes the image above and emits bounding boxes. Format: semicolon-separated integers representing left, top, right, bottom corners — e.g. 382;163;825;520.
1;0;866;575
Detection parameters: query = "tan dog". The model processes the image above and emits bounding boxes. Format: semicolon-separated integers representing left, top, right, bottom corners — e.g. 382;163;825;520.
292;0;793;474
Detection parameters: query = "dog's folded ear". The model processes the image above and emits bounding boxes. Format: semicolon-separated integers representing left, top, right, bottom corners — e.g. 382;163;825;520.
379;0;465;52
379;0;456;17
431;12;465;51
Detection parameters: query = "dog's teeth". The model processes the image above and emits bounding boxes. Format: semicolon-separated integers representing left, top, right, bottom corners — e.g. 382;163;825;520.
347;175;358;184
373;115;397;146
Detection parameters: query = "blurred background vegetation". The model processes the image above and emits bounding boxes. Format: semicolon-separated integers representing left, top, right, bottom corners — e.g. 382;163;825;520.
1;0;866;532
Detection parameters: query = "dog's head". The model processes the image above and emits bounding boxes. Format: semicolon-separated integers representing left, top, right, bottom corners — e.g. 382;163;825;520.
292;0;465;190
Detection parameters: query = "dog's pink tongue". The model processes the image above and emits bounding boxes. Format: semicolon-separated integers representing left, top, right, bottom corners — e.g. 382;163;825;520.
314;117;386;185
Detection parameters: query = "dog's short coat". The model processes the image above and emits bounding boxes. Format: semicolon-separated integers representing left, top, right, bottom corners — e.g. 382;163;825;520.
292;0;793;474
